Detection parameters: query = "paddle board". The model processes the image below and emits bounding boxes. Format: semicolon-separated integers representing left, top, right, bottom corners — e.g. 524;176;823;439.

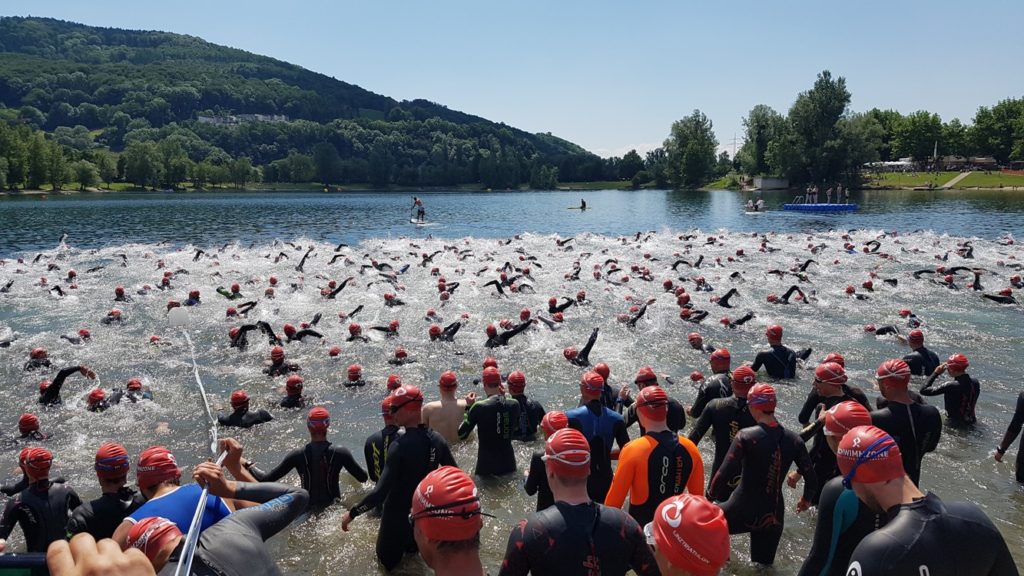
410;219;430;225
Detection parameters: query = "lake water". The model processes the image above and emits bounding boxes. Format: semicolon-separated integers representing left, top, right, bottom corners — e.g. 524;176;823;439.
0;188;1022;574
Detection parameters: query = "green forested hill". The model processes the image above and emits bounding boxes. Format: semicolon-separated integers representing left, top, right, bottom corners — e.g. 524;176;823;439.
0;17;604;189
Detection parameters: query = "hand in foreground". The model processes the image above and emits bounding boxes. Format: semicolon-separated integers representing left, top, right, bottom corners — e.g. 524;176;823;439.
786;470;802;489
48;534;155;576
341;511;353;532
193;461;234;499
795;497;812;513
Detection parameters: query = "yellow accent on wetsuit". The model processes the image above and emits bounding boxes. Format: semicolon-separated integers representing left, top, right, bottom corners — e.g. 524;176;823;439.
604;433;704;510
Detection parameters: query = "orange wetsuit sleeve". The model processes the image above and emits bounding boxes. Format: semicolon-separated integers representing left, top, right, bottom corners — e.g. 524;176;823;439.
680;435;705;496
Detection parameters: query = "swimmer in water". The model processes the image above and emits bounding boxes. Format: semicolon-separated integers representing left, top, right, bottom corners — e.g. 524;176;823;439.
563;328;599;367
218;390;273;428
484;319;533;348
263;346;301;377
920;353;980;427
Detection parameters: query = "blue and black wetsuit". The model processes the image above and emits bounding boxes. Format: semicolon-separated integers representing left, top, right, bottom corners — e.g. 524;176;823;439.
798;476;883;576
566;400;630;504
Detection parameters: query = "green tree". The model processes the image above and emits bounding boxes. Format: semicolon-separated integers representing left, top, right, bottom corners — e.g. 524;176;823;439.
780;70;852;184
737;104;785;175
864;108;903;161
618;149;645;180
644;148;668;188
27;133;49;189
312;142;342;185
72;160;99;190
93;150;117;187
368;141;392;188
971;98;1024;163
46;140;69;190
836;113;883;185
229;157;253;188
123;141;164;188
286;151;315;182
664;109;719;189
715;150;732;177
892;111;942;161
942;119;970;157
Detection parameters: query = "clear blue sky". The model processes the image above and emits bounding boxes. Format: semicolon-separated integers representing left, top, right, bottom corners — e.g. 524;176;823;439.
5;1;1023;157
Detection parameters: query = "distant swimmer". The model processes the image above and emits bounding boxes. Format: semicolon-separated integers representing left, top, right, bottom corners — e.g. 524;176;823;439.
900;329;940;376
484;319;533;348
547;296;575;314
751;324;809;379
563;328;599;367
264;346;301;377
983;287;1017;305
216;283;244;300
428;321;461;342
768;285;807;305
38;365;96;406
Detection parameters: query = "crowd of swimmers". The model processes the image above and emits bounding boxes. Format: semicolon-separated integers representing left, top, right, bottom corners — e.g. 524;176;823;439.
0;229;1022;576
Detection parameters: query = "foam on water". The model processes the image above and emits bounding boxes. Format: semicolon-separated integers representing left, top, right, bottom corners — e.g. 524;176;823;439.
1;228;1023;573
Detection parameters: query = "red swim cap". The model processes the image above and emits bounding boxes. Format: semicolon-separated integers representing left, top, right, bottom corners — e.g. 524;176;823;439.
426;308;437;318
429;324;442;338
482;366;501;387
540;411;569;437
677;294;691;306
543;428;591;479
999;287;1013;297
898;308;912;317
189;290;200;300
348;323;362;336
387;374;403;390
127;517;182;564
580;371;604;393
823;352;845;367
731;365;757;398
230;390;249;408
30;347;47;360
563;346;578;360
127;378;142;391
18;413;39;434
552;312;564;323
636;385;669;420
439;290;450;301
908;329;924;344
747;383;776;411
38;380;51;393
166;300;180;311
845;286;856;295
347;364;362;381
649;494;730;576
837;425;904;485
229;327;240;341
688;371;704;382
271;345;285;360
286;375;304;394
283;323;297;337
149;335;161;343
765;324;783;340
507;370;526;393
520;308;531;321
594;362;611;380
78;329;91;339
393;347;408;360
876;359;911;387
328;345;341;357
687;332;702;342
22;447;52;475
482;356;498;369
946;353;969;371
719;316;730;326
944;274;954;284
863;324;877;333
384;292;395;301
88;388;107;406
410;466;484;541
115;286;125;296
269;276;278;285
307;407;331;430
576;290;587;301
136;446;180;489
391;386;425;412
824;401;871;438
231;283;240;293
766;293;779;303
226;307;237;317
663;279;674;290
439;370;458;390
265;287;275;297
486;324;498;337
634;366;658;386
862;280;873;290
95;442;131;479
814;362;848;386
710;348;731;368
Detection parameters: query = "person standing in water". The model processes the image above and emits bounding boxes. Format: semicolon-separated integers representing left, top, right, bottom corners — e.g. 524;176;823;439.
580;198;587;210
413;197;425;222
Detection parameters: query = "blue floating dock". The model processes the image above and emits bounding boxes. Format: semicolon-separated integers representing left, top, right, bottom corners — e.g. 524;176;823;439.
783;203;859;212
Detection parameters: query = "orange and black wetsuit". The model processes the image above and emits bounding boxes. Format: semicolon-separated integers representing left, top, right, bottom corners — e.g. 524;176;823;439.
604;430;704;526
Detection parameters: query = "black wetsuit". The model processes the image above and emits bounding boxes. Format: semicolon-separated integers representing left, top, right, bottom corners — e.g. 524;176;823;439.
687;395;755;500
870;401;942;486
485;319;533;348
902;346;941;376
797;385;871;425
363;425;401;483
348;425;456;571
709;422;817;565
798;476;883;576
0;480;81;553
230;324;259;350
548;297;575;314
998;391;1024;483
38;366;85;406
804;389;871;503
263;360;300;377
67;487;145;540
459;394;521;476
287;329;323;342
921;372;980;426
523;452;554;511
250;441;367;512
511;394;545;442
155;482;309;576
567;328;599;367
624;394;686;435
689;372;732;418
845;492;1018;576
279;394;305;409
752;344;798;378
498;501;658;576
24;358;51;371
218;408;274;428
566;400;630;503
88;389;125;412
434;321;461;342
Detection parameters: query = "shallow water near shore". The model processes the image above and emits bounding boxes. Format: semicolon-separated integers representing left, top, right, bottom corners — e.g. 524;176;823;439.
1;189;1023;574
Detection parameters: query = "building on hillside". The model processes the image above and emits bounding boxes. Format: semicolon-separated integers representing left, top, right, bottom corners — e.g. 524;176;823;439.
197;114;289;125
